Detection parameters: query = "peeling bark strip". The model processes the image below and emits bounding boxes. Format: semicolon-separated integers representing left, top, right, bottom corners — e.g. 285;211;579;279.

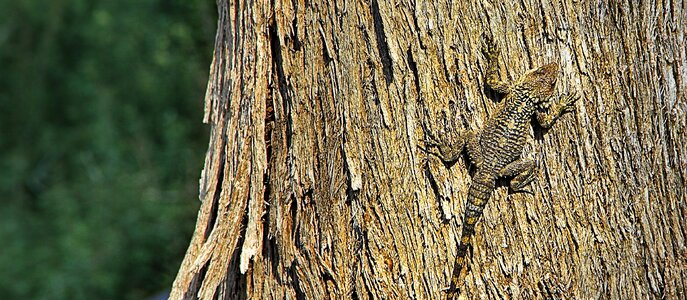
172;1;687;299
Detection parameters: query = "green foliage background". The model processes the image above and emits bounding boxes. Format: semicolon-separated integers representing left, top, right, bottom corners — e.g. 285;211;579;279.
0;0;215;299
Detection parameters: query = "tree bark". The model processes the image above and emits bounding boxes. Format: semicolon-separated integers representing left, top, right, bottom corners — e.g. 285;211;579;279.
170;0;686;299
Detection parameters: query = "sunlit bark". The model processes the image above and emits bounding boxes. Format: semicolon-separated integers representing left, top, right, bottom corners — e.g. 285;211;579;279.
171;1;687;299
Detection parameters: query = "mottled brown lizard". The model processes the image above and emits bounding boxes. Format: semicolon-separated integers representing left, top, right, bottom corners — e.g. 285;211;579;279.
423;33;579;298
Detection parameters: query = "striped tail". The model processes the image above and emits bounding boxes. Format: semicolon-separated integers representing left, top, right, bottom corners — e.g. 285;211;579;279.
446;171;495;298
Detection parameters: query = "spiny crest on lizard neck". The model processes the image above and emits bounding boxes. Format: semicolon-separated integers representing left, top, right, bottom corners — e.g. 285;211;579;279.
515;62;559;105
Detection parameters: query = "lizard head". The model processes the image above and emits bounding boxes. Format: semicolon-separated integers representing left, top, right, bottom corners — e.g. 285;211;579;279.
518;62;558;103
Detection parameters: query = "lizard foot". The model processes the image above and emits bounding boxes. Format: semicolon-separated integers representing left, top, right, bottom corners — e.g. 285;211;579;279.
480;32;499;58
560;91;580;114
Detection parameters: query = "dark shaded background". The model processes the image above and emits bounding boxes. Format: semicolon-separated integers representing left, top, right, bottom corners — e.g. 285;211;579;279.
0;0;216;299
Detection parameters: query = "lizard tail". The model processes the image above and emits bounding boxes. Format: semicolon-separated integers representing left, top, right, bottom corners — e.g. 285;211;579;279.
446;171;495;298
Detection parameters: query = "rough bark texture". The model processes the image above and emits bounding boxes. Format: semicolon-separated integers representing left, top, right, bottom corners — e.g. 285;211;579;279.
170;1;687;299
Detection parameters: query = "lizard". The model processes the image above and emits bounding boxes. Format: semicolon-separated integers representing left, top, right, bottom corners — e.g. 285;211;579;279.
423;33;579;298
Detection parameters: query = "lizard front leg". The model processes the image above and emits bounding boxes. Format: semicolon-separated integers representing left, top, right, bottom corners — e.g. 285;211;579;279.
537;92;579;128
481;32;512;94
498;157;537;192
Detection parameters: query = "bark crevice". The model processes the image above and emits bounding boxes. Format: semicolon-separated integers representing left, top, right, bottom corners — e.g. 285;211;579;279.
370;0;394;85
407;48;421;96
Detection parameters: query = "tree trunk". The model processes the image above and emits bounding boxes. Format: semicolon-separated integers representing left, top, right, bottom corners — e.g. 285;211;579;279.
170;0;686;299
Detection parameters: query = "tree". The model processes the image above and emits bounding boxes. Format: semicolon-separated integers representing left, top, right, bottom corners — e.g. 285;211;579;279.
170;0;686;299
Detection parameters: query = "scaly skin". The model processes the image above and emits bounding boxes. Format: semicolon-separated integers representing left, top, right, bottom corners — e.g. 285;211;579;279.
424;33;579;298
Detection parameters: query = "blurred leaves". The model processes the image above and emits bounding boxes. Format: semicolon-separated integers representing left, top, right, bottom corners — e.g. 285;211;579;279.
0;0;215;299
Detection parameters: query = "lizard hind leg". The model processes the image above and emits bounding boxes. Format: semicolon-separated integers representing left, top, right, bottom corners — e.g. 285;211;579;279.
424;129;473;164
499;157;537;192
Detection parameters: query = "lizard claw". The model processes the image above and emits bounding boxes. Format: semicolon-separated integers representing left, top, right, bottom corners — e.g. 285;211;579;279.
443;286;461;300
418;127;441;157
561;91;580;114
417;144;437;157
511;186;534;195
481;32;499;58
420;123;443;147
